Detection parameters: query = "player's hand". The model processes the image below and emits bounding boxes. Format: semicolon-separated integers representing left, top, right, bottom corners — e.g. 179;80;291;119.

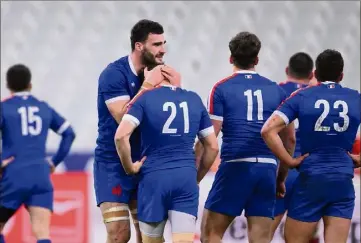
276;180;286;198
290;153;309;168
348;152;361;168
144;65;166;87
131;156;147;174
0;156;15;178
161;65;181;87
46;157;56;173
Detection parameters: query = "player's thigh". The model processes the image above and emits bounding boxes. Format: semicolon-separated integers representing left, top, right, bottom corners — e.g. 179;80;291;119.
170;168;199;220
168;210;196;243
205;163;255;217
100;202;131;240
139;220;166;243
323;216;351;243
284;217;318;243
27;206;51;238
201;208;234;241
270;213;285;239
245;163;277;219
137;172;168;224
287;175;326;223
94;161;136;206
247;216;274;243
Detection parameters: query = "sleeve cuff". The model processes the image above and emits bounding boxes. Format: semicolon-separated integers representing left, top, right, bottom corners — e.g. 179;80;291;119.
273;110;290;125
122;114;140;127
209;114;223;121
105;95;130;105
198;126;215;138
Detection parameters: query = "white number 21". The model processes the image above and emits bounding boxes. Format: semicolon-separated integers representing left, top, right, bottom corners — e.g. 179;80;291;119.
162;101;189;134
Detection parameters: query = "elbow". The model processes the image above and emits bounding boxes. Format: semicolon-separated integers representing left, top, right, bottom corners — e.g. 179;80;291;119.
63;127;76;142
261;126;271;140
114;132;126;145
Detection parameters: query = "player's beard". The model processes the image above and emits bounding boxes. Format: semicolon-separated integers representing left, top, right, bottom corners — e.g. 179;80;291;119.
140;48;164;71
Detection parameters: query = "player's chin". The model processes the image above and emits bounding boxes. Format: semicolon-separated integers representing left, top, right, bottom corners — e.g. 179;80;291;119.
155;58;164;65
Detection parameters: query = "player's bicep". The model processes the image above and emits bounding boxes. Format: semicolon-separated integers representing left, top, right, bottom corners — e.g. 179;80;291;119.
106;99;129;123
50;108;71;135
207;86;224;121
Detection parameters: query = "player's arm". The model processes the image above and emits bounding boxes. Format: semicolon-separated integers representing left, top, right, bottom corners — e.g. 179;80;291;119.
196;103;219;183
261;92;308;168
195;85;223;166
103;66;167;124
49;107;76;169
277;122;296;182
114;93;146;175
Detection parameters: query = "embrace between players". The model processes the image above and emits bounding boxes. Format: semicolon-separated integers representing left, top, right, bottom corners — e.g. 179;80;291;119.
94;19;361;243
0;18;360;243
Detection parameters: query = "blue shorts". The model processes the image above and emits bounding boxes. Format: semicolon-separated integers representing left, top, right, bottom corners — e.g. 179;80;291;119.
137;167;199;223
274;168;299;216
205;160;277;218
0;164;53;211
93;160;138;206
288;174;355;222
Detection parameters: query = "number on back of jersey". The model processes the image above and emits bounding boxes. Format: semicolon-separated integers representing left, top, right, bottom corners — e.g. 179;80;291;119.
18;106;43;136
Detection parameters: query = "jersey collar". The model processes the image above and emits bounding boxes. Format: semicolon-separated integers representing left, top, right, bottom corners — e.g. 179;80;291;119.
14;91;31;96
128;55;138;76
235;70;258;74
322;81;337;85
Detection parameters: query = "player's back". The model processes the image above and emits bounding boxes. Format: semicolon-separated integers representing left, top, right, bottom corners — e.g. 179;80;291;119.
210;71;287;162
1;92;57;168
134;85;209;175
296;82;360;177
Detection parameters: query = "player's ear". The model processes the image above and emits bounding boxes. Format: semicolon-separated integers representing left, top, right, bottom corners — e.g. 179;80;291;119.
254;56;259;66
229;55;234;65
285;67;289;76
28;82;32;91
135;42;143;52
338;72;344;82
308;71;314;80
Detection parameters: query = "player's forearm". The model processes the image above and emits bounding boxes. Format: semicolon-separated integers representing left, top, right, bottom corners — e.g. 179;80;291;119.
115;136;134;174
194;140;204;168
52;127;76;166
277;162;289;183
262;131;296;167
197;146;218;183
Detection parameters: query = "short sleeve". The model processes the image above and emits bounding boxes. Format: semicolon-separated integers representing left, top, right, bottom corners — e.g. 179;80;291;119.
99;67;130;104
207;85;223;121
275;90;302;125
198;105;214;138
123;91;147;128
50;107;70;134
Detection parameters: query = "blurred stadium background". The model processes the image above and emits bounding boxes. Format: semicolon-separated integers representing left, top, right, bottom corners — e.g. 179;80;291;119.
1;1;360;243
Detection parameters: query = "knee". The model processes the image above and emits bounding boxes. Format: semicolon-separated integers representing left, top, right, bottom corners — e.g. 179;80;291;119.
106;223;131;243
31;222;49;239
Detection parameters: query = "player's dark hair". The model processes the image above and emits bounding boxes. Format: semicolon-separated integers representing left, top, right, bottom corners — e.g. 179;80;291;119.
315;49;344;82
6;64;31;92
229;31;261;69
288;52;314;79
130;19;164;51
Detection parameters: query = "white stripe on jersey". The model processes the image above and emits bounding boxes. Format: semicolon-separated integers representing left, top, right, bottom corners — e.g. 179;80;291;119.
57;121;70;134
122;114;140;127
198;126;215;138
273;110;290;125
209;114;223;121
105;95;130;105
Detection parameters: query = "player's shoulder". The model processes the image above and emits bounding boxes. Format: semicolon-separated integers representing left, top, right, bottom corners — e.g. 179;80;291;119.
210;73;239;91
99;56;129;81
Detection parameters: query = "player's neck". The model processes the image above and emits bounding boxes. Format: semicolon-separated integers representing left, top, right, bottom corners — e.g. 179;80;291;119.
129;52;144;73
286;76;309;85
233;66;256;73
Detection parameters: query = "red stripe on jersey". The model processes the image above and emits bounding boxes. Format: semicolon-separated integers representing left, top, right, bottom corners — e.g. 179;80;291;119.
126;86;161;112
1;95;13;102
277;83;319;109
209;73;238;113
279;80;288;86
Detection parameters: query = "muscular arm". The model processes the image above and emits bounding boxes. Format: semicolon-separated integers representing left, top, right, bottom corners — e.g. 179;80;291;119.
277;122;296;182
261;113;298;167
195;119;222;167
114;120;137;174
